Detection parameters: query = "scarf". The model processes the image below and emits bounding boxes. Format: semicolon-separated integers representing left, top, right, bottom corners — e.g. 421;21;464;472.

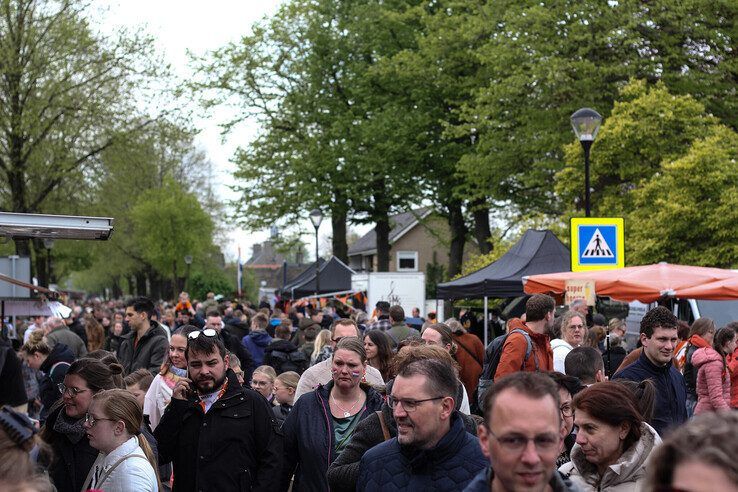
53;410;86;444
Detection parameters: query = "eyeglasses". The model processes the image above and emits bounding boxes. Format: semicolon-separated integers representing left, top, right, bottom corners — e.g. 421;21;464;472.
560;403;573;417
387;396;444;412
84;413;115;427
487;428;560;453
251;380;271;387
332;336;344;344
234;370;245;378
57;383;90;397
188;328;218;340
568;324;585;330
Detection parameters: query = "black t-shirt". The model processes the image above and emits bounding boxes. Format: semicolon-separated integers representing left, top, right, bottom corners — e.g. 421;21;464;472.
0;344;29;406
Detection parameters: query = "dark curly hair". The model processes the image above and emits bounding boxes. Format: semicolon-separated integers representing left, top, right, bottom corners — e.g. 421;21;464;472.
640;306;677;338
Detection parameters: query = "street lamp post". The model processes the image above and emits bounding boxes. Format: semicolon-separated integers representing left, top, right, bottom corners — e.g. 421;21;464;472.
309;209;323;296
571;108;603;217
184;255;193;292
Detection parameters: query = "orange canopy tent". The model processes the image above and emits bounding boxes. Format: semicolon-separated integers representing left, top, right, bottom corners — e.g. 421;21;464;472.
523;263;738;303
675;276;738;300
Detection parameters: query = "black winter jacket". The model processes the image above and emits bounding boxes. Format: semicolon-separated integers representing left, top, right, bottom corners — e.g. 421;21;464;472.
155;369;283;492
614;351;688;436
327;404;479;492
264;339;309;375
282;381;384;492
357;412;487;492
43;406;98;492
117;323;169;375
38;343;75;421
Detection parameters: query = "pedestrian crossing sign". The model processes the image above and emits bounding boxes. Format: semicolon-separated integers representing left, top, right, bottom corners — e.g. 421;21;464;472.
570;217;625;272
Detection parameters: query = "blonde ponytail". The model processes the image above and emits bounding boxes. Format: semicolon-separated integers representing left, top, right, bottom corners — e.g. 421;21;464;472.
137;433;162;492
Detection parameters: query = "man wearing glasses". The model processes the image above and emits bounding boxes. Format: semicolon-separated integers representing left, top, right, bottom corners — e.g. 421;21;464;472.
154;329;282;492
357;359;486;491
466;372;578;492
294;319;384;401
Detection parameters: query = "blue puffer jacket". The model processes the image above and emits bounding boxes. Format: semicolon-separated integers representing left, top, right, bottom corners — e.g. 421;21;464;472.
613;350;687;436
357;412;487;492
282;381;384;491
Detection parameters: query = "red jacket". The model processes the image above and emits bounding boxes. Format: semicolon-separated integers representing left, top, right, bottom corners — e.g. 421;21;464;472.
452;332;485;397
494;318;553;380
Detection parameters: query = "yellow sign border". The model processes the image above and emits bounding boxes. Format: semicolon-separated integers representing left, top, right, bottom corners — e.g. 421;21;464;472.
570;217;625;272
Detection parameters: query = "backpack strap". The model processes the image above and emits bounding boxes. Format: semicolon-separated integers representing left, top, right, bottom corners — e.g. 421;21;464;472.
508;329;537;372
81;453;148;492
376;411;390;441
453;335;483;368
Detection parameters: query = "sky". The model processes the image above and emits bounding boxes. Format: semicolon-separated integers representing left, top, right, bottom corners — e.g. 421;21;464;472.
94;0;342;263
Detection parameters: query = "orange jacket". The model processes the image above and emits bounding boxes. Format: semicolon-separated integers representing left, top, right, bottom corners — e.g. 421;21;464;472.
494;318;553;380
452;332;485;397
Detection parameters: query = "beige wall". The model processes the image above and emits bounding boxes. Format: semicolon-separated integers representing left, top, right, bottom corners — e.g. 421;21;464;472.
369;215;478;274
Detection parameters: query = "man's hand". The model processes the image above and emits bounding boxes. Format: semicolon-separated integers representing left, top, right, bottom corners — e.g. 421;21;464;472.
172;378;193;400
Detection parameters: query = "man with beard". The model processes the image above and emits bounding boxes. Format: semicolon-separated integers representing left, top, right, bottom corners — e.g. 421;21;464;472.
494;294;555;380
357;358;487;491
155;331;282;492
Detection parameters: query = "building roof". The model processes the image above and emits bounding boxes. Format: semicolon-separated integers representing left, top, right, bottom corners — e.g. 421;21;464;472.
244;240;286;267
348;207;432;256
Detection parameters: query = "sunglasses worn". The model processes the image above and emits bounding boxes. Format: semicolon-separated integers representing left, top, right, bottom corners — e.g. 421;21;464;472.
188;328;218;340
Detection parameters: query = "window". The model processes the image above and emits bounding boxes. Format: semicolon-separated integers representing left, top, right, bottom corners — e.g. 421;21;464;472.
396;251;418;272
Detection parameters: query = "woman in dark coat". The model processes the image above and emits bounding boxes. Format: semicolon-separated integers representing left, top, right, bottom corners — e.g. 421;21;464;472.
281;337;384;491
39;358;122;492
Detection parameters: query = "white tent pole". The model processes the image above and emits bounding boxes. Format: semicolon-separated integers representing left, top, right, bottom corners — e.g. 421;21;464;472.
484;296;489;347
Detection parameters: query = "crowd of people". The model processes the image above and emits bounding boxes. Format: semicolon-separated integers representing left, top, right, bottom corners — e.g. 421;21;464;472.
0;290;737;491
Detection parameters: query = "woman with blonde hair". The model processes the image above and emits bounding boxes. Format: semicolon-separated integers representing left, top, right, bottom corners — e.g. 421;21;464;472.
82;389;159;491
311;329;333;365
0;406;53;491
251;365;277;402
273;371;300;425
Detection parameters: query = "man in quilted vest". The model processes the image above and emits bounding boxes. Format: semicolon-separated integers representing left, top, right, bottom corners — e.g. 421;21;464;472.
357;358;486;491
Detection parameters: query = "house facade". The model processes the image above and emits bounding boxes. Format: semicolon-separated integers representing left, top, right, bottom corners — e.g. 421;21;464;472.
347;208;478;275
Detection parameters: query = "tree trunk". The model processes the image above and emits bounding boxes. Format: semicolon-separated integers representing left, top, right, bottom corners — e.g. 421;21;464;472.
447;200;467;278
472;199;492;255
112;277;122;299
375;214;391;272
331;208;348;263
135;272;147;297
31;239;48;287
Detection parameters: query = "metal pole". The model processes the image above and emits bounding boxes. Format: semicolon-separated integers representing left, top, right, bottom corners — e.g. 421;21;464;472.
582;140;593;217
314;227;320;296
484;296;489;347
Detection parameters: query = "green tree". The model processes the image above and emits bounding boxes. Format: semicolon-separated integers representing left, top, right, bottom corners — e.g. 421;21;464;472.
0;0;169;284
556;80;720;218
454;0;738;219
629;126;738;267
130;179;214;296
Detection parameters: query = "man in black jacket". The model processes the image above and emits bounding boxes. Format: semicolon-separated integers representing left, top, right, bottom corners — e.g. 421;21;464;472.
155;331;282;492
204;310;255;383
118;297;169;375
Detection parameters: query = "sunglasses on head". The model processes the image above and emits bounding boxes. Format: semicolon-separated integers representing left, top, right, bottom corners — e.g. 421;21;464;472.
188;328;218;340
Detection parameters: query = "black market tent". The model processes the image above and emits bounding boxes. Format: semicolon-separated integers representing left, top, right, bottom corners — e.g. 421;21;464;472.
437;229;570;299
436;229;570;346
277;258;326;296
279;257;356;299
